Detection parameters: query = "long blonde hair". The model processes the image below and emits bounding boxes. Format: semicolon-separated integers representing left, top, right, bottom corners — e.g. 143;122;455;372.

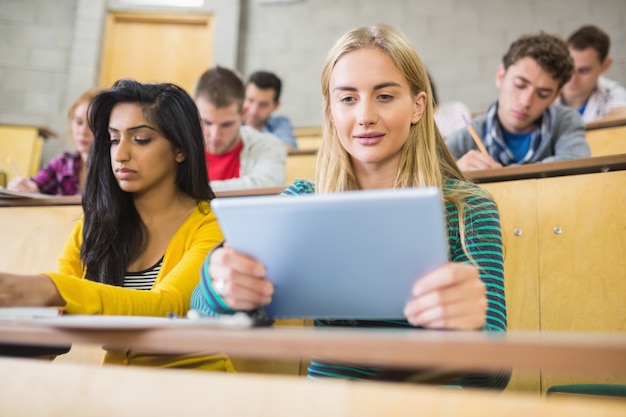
316;24;489;257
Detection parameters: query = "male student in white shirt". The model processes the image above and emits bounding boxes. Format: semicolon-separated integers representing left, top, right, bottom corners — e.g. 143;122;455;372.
556;25;626;124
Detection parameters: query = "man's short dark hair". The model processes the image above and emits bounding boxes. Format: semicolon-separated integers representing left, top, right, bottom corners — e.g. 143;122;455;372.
567;25;611;62
502;32;574;89
247;71;282;103
194;66;245;110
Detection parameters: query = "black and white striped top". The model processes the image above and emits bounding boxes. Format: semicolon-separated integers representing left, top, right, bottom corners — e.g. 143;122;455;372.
123;257;163;290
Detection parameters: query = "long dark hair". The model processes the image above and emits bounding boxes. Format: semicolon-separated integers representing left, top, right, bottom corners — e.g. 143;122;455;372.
82;79;213;285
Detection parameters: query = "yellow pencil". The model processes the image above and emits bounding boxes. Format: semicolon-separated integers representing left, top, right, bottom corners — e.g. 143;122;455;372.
5;157;22;177
462;115;488;156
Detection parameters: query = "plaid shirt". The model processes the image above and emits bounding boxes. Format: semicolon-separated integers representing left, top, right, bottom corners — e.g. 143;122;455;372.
31;151;83;195
482;102;554;165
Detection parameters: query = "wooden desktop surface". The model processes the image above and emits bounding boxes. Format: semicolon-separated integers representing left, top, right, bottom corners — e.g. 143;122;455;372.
585;115;626;130
0;186;286;207
2;154;625;396
2;154;623;207
0;195;81;207
466;153;626;183
288;148;317;156
3;356;625;417
1;320;625;376
2;154;624;207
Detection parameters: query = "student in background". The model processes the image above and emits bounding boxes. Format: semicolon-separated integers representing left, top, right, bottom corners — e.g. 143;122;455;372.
194;67;287;191
0;79;233;371
446;32;590;171
556;24;626;124
8;88;101;195
243;70;298;150
191;24;509;390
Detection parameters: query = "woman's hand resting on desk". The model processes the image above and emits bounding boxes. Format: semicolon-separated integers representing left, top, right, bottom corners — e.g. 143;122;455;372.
456;150;503;171
7;177;40;193
209;245;274;311
0;273;64;307
403;262;486;330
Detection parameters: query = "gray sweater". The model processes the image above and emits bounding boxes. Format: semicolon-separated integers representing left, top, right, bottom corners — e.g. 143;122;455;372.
445;104;590;165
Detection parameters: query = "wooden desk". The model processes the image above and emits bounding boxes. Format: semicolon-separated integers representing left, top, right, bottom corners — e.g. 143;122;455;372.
2;156;624;395
286;149;316;185
0;204;83;274
0;195;81;207
1;321;625;376
0;187;284;207
2;321;626;414
586;126;626;157
0;124;57;181
584;117;626;157
2;357;624;417
215;186;284;198
293;126;321;151
585;116;626;131
0;188;283;274
473;155;626;393
466;153;626;183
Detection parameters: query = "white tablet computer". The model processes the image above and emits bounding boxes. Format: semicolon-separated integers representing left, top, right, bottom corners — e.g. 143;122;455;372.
210;187;448;320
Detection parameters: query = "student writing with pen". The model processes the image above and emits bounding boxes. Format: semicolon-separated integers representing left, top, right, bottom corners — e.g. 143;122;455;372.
445;32;590;171
8;88;100;195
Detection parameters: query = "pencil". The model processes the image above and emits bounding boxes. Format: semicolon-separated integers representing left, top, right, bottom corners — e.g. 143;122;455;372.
462;115;488;156
5;157;22;177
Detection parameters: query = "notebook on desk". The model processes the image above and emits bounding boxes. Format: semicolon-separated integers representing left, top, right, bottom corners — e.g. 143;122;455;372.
17;312;256;329
0;307;62;319
0;186;52;199
210;187;448;319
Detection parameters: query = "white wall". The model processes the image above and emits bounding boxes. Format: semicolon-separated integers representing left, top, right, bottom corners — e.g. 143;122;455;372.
0;0;624;163
0;0;240;163
240;0;626;127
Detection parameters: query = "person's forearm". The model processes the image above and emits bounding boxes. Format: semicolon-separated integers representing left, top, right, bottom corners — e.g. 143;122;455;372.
0;273;64;307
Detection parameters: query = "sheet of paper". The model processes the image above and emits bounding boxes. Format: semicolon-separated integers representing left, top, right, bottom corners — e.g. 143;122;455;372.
12;313;254;330
0;186;53;199
0;307;62;318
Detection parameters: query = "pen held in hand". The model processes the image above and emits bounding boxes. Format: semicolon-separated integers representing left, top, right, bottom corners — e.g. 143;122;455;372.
5;157;22;177
462;115;488;156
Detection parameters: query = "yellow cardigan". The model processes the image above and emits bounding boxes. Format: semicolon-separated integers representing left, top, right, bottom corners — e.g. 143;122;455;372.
46;201;234;370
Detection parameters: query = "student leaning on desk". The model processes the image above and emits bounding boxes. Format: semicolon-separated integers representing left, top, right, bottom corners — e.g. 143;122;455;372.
7;88;101;195
0;79;233;371
556;24;626;124
445;32;591;171
191;24;510;389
